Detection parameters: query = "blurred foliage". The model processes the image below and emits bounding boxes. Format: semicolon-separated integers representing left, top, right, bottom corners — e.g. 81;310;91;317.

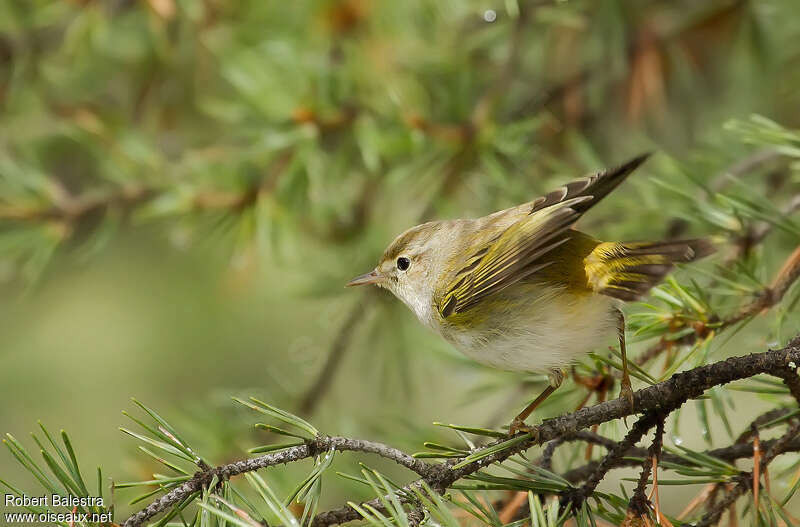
2;0;800;525
2;0;799;282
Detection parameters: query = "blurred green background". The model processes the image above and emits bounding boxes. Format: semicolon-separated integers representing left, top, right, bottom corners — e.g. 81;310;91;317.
2;0;800;522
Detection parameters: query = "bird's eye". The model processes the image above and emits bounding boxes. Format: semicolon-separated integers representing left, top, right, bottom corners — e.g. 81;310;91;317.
396;257;410;271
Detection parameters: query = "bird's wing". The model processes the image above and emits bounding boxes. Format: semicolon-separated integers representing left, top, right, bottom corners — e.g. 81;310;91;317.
435;154;650;319
527;152;650;216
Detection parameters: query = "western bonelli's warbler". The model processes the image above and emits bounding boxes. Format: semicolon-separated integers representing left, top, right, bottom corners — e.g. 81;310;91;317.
348;154;713;435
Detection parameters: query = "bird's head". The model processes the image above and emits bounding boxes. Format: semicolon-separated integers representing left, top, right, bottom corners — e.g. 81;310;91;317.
347;221;450;321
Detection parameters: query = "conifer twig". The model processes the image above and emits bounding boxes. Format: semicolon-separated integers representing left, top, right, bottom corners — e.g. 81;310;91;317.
721;246;800;331
122;435;438;527
0;150;293;226
563;412;661;508
629;418;665;519
0;185;155;222
695;419;800;527
560;437;800;486
726;194;800;262
540;431;618;471
124;339;800;527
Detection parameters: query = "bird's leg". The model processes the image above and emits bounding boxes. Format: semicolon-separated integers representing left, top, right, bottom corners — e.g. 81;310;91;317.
508;370;564;436
615;308;635;410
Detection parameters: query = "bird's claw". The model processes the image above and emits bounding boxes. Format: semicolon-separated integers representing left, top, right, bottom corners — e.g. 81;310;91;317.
508;417;528;436
508;418;539;441
619;382;635;427
620;382;635;410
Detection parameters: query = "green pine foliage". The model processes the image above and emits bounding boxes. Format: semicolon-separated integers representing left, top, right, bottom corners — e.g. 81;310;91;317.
2;1;800;526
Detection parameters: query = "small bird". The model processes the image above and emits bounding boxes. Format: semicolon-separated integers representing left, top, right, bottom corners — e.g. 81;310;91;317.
347;154;713;435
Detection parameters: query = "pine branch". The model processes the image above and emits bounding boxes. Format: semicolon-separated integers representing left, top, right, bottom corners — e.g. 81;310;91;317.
562;412;661;508
735;407;795;444
696;419;800;527
0;185;155;222
121;435;439;527
540;431;618;471
726;193;800;263
709;148;785;193
722;245;800;330
628;417;665;517
123;338;800;527
0;150;293;226
297;295;374;415
559;436;800;485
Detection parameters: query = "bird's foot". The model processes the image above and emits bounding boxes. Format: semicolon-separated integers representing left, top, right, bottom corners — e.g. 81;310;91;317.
508;418;539;440
619;381;635;427
620;381;635;410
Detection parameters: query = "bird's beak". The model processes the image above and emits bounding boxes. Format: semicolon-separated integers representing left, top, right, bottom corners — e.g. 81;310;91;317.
346;268;381;287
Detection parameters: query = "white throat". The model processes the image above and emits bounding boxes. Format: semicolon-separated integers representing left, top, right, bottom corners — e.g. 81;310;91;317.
390;282;436;330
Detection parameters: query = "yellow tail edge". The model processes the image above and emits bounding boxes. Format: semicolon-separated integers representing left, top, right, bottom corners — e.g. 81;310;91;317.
585;239;715;301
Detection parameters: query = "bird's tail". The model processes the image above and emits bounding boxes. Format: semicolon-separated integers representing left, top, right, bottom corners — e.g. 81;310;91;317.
584;239;715;301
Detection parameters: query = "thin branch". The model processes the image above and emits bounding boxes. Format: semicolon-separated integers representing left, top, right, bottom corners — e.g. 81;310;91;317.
311;343;800;527
560;437;800;486
0;150;293;224
563;413;661;508
540;431;618;471
709;148;785;193
695;419;800;527
297;297;374;415
629;418;665;517
123;339;800;527
0;185;155;222
725;194;800;263
122;435;438;527
721;245;800;330
734;407;795;444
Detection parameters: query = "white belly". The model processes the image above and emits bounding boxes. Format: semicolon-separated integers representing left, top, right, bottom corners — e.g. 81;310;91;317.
439;286;618;373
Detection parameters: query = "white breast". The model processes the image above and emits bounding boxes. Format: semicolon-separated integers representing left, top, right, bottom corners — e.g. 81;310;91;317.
438;286;618;373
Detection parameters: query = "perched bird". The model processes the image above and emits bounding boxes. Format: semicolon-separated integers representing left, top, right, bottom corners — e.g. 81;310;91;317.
347;154;713;435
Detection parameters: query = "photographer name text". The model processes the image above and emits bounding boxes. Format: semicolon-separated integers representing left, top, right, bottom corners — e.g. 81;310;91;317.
5;494;105;508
